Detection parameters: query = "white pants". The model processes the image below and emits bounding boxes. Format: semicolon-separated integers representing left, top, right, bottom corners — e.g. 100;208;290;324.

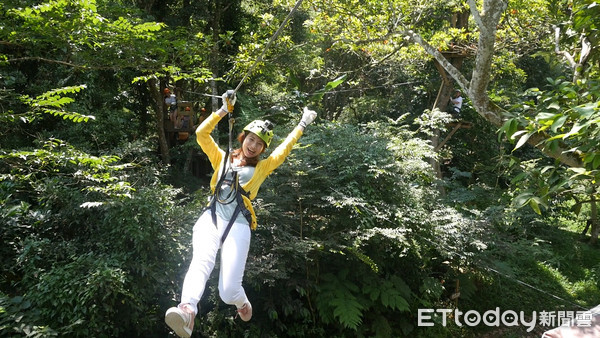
180;210;251;315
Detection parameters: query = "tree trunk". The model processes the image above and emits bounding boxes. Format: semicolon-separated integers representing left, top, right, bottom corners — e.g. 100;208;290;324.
429;81;445;187
429;77;451;194
409;0;583;168
428;9;469;191
147;77;171;165
554;26;592;83
183;148;194;173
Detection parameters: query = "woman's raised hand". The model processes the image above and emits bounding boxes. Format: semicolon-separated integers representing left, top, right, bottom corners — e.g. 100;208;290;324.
221;90;236;113
300;107;317;128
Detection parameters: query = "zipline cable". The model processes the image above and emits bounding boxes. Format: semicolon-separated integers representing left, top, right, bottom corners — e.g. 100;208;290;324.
211;0;305;210
174;0;304;100
233;0;304;93
223;0;304;161
181;81;418;101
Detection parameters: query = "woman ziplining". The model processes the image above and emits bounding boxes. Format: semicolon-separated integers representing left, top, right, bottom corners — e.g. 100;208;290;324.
164;91;317;338
164;1;310;335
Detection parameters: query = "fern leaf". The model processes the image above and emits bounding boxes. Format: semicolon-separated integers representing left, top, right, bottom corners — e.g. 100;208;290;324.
380;287;409;311
373;315;392;338
331;297;363;330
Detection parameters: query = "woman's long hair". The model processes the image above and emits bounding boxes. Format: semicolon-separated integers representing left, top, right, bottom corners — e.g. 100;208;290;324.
230;132;263;167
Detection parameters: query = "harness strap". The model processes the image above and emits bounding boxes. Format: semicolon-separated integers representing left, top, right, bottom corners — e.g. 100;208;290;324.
210;139;233;226
219;183;252;244
221;206;242;243
206;104;255;243
207;169;253;244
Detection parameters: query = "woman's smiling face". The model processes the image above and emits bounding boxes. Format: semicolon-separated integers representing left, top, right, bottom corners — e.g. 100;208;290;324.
242;132;265;159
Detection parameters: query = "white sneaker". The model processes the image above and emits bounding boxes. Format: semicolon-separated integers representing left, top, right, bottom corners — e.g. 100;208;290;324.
165;304;195;338
237;302;252;321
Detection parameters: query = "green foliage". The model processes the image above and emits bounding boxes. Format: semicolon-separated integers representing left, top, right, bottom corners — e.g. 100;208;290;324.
2;0;599;337
553;0;600;70
315;269;411;331
310;74;347;102
500;77;600;216
4;0;165;68
316;270;366;330
0;294;59;337
414;108;454;137
467;213;600;316
0;138;186;336
190;119;486;337
166;117;470;337
506;78;600;160
1;85;93;123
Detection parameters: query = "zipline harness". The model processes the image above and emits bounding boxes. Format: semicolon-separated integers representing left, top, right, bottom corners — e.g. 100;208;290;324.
206;90;254;244
207;0;304;243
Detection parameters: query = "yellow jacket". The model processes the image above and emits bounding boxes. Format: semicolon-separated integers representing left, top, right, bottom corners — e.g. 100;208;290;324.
196;112;303;230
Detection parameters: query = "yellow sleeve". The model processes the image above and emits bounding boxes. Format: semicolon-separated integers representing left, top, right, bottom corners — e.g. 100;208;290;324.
196;112;225;172
261;125;303;173
243;126;304;199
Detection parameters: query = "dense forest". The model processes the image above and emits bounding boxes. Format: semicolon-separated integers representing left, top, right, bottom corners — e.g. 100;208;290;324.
1;0;600;337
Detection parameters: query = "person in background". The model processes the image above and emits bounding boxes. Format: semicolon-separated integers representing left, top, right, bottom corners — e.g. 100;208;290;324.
164;88;178;124
179;106;192;129
449;89;463;117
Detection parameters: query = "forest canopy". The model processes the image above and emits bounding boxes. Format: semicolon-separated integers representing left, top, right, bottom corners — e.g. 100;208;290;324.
1;0;599;337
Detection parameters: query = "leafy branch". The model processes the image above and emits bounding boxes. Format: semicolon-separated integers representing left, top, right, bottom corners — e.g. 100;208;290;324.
2;85;95;123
